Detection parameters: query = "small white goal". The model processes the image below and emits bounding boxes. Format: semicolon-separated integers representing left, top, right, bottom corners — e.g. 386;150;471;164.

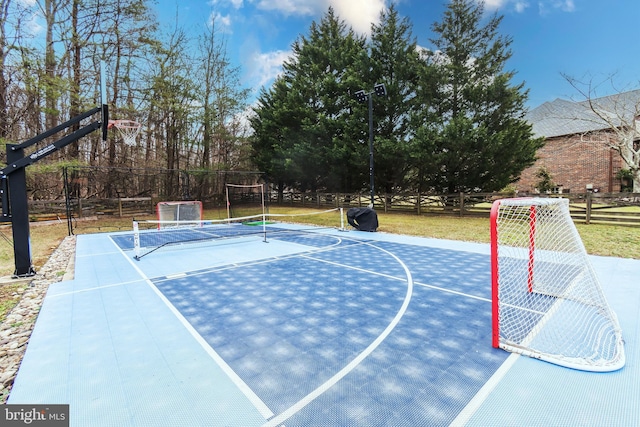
490;197;625;371
156;200;203;229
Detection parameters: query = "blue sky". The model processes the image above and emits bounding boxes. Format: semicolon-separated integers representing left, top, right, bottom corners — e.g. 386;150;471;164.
158;0;640;110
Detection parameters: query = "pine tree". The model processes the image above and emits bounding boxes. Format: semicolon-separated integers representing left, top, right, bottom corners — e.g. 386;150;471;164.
250;77;305;199
251;7;369;193
368;4;423;194
416;0;543;193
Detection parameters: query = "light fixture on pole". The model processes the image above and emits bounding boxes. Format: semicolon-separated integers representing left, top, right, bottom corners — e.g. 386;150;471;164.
355;83;387;207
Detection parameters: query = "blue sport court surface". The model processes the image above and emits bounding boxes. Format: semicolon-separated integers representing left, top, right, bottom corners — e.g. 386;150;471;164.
7;222;640;426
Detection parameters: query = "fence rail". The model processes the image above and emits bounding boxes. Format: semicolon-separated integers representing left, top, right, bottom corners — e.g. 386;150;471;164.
12;191;640;227
269;191;640;227
26;197;154;221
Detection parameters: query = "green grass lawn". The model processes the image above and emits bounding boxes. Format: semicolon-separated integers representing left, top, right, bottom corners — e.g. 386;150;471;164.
264;207;640;259
1;207;639;278
0;207;639;322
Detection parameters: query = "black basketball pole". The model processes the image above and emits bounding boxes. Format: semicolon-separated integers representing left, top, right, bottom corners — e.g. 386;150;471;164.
354;83;386;208
1;116;103;277
6;144;35;277
368;93;375;206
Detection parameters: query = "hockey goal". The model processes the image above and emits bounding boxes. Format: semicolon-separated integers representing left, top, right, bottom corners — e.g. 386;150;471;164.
156;200;203;228
490;197;625;371
225;183;266;223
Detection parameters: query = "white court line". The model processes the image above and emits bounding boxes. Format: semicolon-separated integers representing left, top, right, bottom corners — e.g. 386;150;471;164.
76;249;123;258
108;230;491;424
147;233;352;283
449;353;521;426
415;282;490;303
48;279;147;298
111;238;275;419
304;254;491;304
262;240;414;427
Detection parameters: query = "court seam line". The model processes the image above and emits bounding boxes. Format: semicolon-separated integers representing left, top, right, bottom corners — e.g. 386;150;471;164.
116;229;370;282
262;240;414;427
50;236;361;296
111;238;275;419
55;255;490;305
147;235;367;283
448;353;521;426
303;254;491;303
76;250;122;258
47;279;148;298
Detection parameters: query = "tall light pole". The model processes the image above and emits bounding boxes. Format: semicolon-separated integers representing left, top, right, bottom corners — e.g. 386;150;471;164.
354;83;387;207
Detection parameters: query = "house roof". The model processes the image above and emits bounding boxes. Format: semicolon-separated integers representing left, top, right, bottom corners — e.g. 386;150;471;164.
526;89;640;138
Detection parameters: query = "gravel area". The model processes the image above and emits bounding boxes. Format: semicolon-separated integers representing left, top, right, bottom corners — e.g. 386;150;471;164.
0;235;76;403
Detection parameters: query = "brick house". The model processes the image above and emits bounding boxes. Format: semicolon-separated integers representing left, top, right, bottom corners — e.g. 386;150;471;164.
516;90;640;194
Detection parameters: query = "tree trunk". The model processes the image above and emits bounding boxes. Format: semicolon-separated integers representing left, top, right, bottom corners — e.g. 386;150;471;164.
44;0;58;141
0;0;8;140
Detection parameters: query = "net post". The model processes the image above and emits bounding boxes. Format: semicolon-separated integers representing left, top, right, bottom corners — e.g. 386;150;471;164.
340;207;344;231
261;184;267;243
225;185;231;224
155;203;161;230
100;60;108;143
527;205;536;293
133;220;141;260
490;200;501;349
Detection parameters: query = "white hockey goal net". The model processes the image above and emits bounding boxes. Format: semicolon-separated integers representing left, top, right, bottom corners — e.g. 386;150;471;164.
156;200;203;229
225;183;266;223
490;197;625;371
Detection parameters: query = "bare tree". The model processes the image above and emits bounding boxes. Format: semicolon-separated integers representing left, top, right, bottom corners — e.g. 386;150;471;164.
564;75;640;192
195;17;250;171
41;0;69;138
0;0;12;139
0;0;33;142
0;0;253;201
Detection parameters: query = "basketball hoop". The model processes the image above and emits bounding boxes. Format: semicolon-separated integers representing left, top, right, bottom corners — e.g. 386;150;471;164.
108;120;142;146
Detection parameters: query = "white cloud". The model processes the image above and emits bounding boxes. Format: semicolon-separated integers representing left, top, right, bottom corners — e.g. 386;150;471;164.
238;1;386;100
253;0;317;16
249;0;385;35
538;0;576;15
483;0;509;9
483;0;529;12
554;0;575;12
209;12;233;31
234;105;256;136
210;0;244;9
480;0;576;14
329;0;386;35
16;4;43;36
514;1;529;13
247;49;292;89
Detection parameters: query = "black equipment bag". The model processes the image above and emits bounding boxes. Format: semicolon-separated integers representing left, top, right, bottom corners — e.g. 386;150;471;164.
346;207;378;232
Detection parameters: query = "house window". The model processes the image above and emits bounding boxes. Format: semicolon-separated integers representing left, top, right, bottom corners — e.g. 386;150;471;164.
552;186;566;194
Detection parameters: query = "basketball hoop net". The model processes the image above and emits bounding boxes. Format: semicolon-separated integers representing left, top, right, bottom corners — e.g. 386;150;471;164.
108;120;142;146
